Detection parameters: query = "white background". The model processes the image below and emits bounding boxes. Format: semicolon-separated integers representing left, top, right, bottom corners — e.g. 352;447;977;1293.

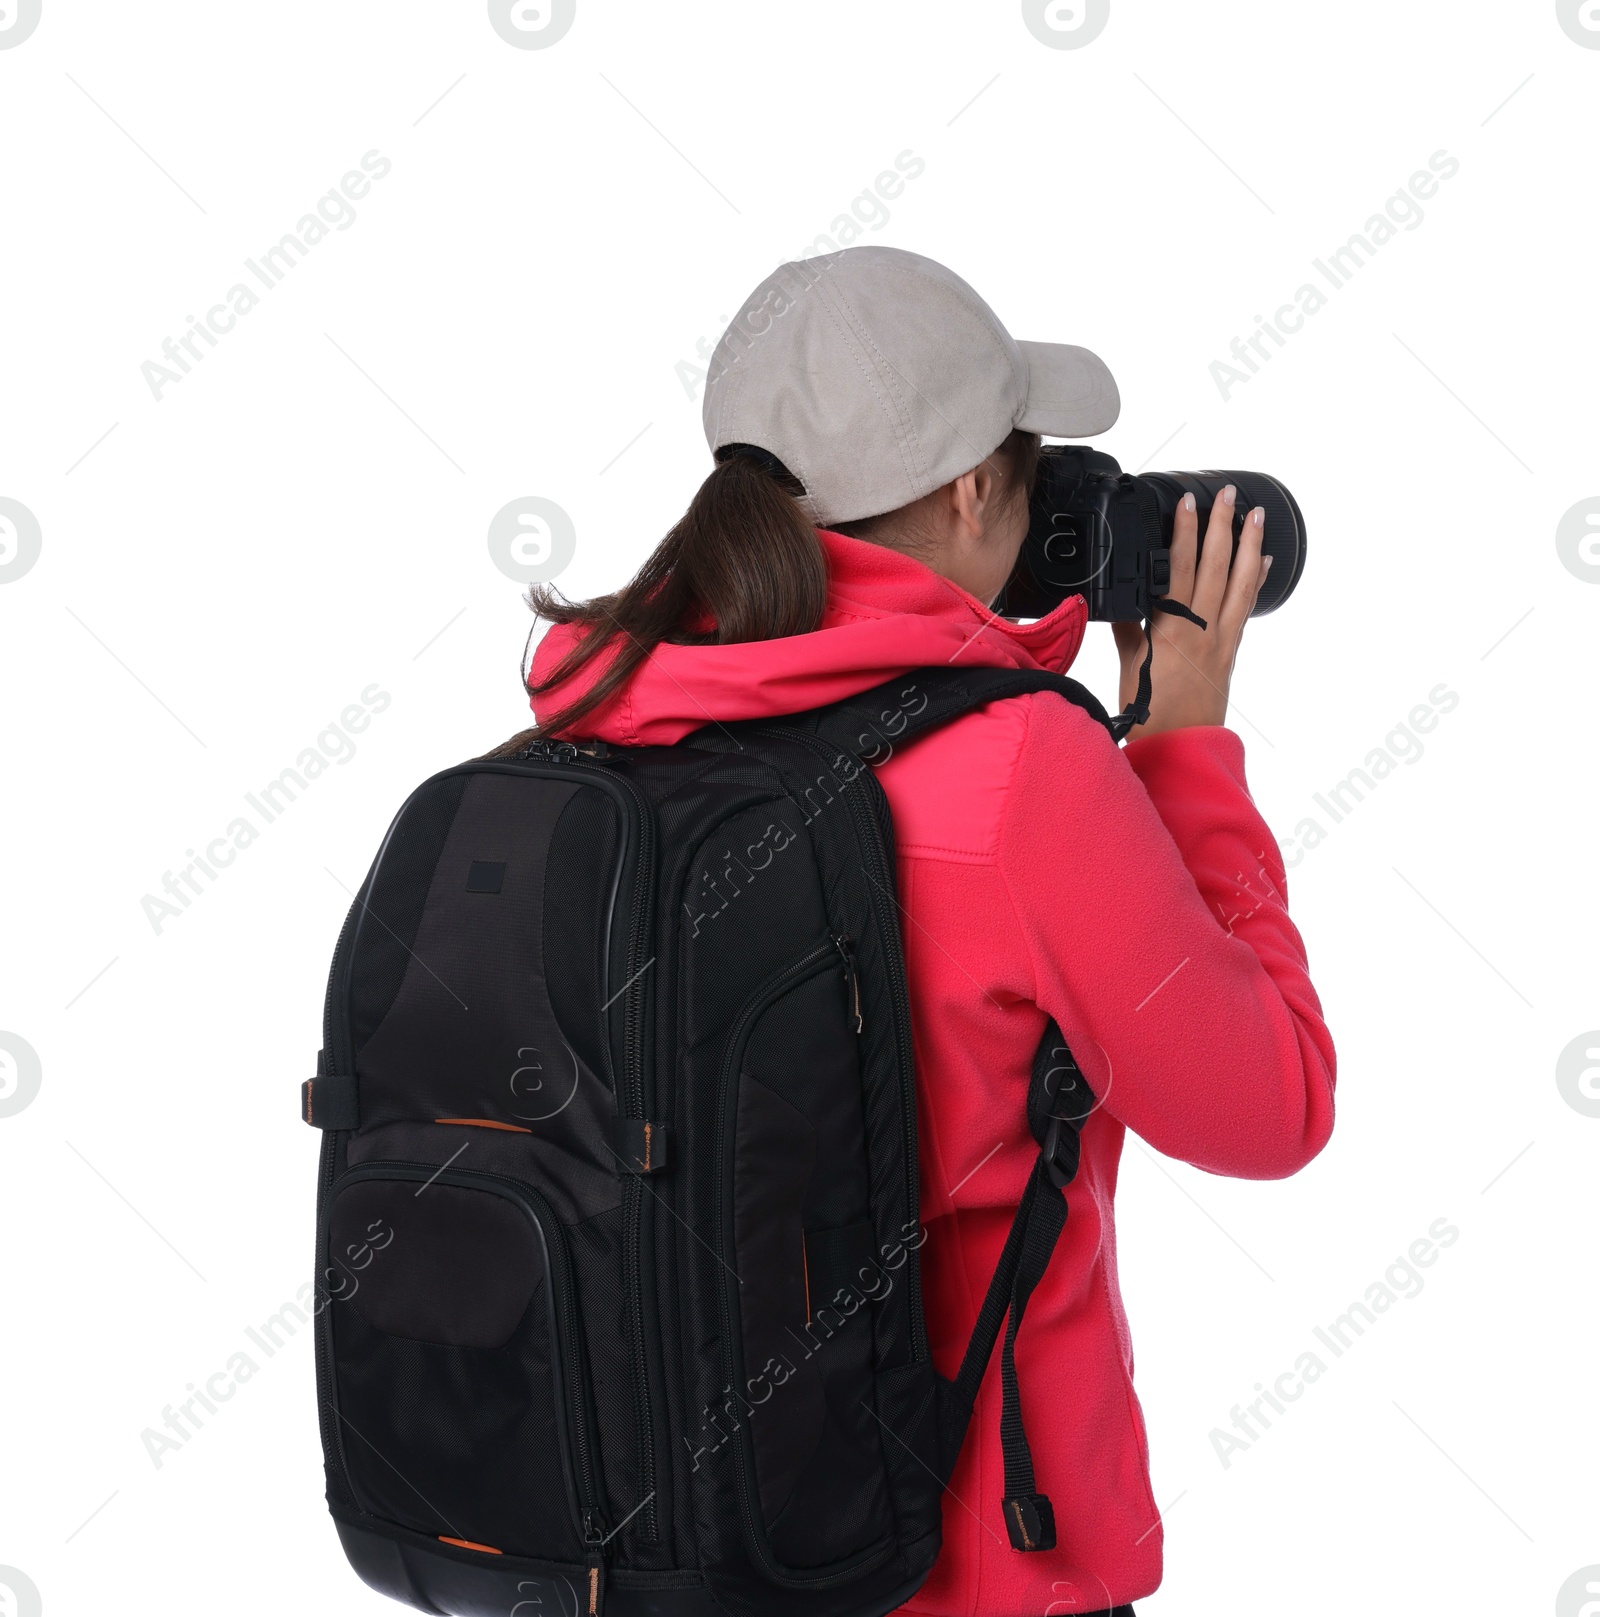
1;2;1596;1613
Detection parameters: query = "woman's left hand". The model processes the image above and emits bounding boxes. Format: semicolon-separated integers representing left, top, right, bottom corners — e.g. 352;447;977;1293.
1111;486;1271;740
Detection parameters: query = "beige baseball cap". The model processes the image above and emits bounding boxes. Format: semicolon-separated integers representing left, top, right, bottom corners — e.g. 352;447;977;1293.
701;245;1120;527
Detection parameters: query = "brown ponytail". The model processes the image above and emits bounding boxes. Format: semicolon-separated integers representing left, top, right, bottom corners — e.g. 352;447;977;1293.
524;448;826;740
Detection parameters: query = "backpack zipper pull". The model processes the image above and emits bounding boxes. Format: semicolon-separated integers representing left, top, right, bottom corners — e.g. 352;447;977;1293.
833;934;863;1034
582;1511;608;1616
517;738;582;763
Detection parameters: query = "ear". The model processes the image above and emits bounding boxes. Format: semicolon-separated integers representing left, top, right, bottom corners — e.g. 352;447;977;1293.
969;456;1001;516
947;465;995;541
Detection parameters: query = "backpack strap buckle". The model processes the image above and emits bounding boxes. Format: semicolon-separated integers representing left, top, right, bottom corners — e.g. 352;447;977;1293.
1002;1492;1057;1553
1041;1114;1081;1190
1032;1031;1094;1189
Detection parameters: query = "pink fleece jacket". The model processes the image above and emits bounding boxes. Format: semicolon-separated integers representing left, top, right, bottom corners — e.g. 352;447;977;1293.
531;530;1336;1614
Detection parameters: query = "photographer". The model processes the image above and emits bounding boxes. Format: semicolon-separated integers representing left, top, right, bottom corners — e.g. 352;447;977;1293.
527;246;1336;1617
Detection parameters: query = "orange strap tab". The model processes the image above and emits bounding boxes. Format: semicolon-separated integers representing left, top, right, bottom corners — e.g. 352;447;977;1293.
433;1118;533;1133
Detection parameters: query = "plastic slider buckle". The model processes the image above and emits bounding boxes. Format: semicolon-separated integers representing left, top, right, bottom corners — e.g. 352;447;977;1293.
1002;1492;1057;1553
1041;1116;1081;1190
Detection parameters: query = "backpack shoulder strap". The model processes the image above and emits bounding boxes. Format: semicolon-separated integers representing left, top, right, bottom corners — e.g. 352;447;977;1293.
779;665;1116;762
937;1022;1096;1552
763;666;1108;1552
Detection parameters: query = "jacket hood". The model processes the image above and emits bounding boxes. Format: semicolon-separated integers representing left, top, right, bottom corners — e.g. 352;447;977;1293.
528;529;1088;744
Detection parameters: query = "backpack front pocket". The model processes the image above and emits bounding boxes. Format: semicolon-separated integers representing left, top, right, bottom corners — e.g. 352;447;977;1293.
319;1164;605;1564
715;945;895;1584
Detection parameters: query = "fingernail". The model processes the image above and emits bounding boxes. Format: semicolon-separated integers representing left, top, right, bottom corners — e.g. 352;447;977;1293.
1251;507;1265;528
1222;484;1237;505
1182;493;1196;513
1262;555;1274;572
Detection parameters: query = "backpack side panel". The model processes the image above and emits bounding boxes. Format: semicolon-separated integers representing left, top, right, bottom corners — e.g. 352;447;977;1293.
315;763;655;1591
657;737;943;1617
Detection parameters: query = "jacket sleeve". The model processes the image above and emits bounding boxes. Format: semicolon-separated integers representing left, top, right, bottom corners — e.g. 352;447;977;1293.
996;696;1336;1179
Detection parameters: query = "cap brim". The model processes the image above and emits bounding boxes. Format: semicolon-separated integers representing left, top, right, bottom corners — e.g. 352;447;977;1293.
1015;340;1120;437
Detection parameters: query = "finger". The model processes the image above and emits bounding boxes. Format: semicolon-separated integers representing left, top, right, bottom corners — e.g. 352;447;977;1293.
1216;556;1268;656
1164;492;1198;605
1219;504;1267;639
1248;554;1273;620
1224;554;1270;672
1190;484;1237;622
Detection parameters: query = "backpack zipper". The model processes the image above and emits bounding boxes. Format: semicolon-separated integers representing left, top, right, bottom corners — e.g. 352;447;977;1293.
583;1510;608;1615
712;945;898;1586
832;933;863;1033
755;728;929;1362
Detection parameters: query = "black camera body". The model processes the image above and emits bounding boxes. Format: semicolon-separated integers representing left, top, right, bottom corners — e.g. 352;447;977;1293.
1000;447;1307;623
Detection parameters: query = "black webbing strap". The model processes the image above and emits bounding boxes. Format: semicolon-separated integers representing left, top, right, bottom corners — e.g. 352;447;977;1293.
792;666;1117;761
940;1023;1096;1551
1108;599;1209;742
997;1158;1068;1549
302;1069;359;1130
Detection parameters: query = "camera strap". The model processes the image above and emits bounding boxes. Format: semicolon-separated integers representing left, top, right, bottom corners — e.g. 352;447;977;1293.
1108;598;1209;741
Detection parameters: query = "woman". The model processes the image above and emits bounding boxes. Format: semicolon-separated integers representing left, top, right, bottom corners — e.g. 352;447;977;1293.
525;246;1336;1616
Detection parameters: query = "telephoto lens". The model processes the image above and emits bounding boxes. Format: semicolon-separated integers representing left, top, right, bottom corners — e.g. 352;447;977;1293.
1001;447;1307;622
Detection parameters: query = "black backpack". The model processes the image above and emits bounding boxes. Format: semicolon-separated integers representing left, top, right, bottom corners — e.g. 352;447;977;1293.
303;666;1112;1617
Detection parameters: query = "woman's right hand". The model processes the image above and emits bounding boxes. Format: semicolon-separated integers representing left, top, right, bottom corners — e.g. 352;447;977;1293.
1110;486;1272;741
